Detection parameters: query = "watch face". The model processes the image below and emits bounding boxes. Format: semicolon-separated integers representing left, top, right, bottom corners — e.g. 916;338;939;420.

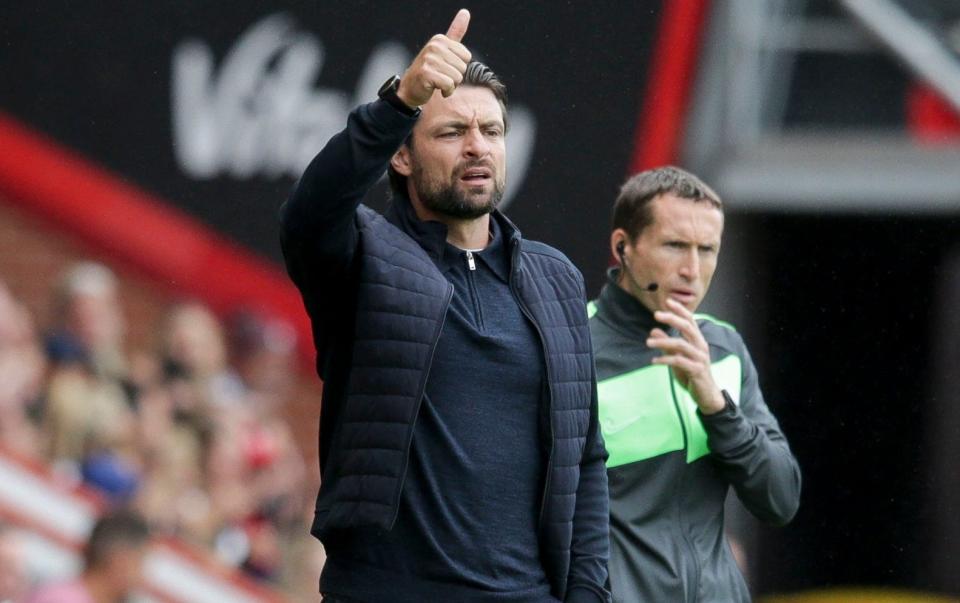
378;75;399;98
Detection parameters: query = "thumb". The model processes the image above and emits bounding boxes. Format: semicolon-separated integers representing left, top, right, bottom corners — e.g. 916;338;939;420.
446;8;470;42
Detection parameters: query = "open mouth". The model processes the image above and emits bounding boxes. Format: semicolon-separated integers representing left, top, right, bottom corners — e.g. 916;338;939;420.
669;289;696;304
459;167;492;185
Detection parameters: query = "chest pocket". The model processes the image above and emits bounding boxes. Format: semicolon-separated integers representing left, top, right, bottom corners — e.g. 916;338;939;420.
674;354;742;463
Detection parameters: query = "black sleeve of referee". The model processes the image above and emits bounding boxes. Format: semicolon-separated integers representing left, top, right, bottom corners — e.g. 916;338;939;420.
699;344;802;526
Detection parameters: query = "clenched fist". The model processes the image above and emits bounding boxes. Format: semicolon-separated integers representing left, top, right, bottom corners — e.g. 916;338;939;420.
396;9;473;108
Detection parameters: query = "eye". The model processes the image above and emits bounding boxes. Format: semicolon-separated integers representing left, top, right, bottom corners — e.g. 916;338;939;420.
484;128;503;138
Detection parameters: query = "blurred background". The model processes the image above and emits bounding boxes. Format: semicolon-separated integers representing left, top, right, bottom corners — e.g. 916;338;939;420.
0;1;958;601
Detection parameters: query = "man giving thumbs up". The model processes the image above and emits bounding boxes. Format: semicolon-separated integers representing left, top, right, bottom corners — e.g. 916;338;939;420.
280;8;611;603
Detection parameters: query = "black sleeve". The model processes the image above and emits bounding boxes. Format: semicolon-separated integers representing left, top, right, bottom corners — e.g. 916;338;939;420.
278;98;418;341
279;98;417;286
699;343;802;526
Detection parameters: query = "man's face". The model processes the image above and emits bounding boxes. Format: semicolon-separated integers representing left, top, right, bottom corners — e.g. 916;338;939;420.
106;544;147;595
394;86;506;220
618;193;724;313
68;290;125;352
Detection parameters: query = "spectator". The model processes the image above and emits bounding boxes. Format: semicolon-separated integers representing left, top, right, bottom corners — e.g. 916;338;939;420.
226;310;307;528
131;384;209;538
160;302;245;410
24;509;150;603
45;262;126;379
0;262;309;592
227;309;298;409
0;280;46;459
42;263;132;468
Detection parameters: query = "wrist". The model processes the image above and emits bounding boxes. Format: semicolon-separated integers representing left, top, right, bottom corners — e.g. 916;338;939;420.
698;388;727;415
378;75;421;117
395;80;420;111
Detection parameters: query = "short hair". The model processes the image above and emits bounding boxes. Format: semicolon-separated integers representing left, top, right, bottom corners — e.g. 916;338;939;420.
612;166;723;240
84;509;149;569
387;61;508;197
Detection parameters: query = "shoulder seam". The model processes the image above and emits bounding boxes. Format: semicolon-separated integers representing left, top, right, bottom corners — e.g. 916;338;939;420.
694;312;737;332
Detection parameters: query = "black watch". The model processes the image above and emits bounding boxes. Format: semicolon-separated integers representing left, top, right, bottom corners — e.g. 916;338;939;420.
377;75;420;117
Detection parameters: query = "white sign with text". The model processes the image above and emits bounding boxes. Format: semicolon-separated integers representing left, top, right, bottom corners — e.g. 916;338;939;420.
172;13;535;208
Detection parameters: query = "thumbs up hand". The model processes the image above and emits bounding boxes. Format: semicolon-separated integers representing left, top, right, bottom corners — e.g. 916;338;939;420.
396;9;473;109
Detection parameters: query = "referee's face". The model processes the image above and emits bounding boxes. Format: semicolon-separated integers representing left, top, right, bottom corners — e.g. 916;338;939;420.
620;193;724;314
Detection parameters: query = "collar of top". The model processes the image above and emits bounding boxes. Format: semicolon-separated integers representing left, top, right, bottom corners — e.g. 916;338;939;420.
596;267;664;337
384;192;517;282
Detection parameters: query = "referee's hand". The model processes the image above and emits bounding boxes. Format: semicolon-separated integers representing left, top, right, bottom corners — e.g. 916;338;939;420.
648;298;727;415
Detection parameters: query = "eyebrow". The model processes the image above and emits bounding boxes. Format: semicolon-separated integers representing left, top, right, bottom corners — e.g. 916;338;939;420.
663;236;720;248
433;119;504;130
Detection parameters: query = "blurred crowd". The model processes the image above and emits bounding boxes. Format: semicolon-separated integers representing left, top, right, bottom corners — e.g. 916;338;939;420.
0;261;323;600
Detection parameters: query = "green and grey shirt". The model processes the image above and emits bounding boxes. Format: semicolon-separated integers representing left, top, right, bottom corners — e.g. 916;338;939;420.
589;277;801;603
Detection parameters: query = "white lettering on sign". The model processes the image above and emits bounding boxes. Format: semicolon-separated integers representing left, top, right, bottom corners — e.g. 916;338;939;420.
171;13;536;208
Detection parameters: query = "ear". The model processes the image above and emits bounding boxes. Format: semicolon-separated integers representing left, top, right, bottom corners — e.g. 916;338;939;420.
610;228;630;262
390;145;413;177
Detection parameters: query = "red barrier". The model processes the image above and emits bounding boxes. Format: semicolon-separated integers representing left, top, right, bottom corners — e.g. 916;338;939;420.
0;112;314;365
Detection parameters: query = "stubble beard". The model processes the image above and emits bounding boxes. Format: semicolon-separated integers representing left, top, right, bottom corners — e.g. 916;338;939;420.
412;163;505;220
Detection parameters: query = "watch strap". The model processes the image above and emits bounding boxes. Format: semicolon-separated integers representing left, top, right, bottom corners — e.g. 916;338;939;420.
378;75;420;117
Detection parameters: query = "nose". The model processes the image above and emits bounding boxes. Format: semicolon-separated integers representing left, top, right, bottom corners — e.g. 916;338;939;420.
678;249;699;281
462;126;491;158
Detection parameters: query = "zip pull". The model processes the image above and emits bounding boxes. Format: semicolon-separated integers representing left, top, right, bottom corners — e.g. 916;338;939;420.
465;250;476;271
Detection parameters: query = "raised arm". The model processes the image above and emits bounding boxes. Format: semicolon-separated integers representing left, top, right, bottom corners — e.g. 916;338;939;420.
279;8;473;290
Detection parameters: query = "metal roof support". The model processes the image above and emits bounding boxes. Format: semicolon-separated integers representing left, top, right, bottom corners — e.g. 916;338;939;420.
840;0;960;113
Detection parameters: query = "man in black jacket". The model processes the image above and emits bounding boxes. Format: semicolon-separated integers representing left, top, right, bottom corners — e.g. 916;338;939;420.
589;166;801;602
279;9;609;603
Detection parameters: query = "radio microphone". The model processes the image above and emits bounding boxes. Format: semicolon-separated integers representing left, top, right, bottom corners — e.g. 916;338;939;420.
617;241;659;293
